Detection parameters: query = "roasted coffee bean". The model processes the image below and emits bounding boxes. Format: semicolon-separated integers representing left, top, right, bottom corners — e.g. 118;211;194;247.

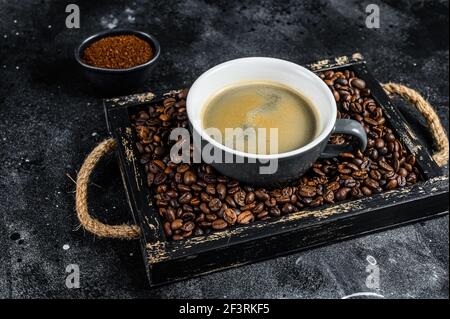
313;167;326;176
164;207;176;222
403;163;413;172
299;186;317;197
282;203;295;214
200;192;211;202
208;198;222;211
265;197;277;207
163;222;172;237
228;186;239;195
225;195;237;208
217;176;228;183
257;211;269;220
326;181;340;192
197;180;208;188
203;174;216;183
177;184;191;193
385;133;396;142
183;171;197;185
351;187;364;198
146;172;155;186
190;197;200;206
338;165;352;174
223;208;237;225
375;138;385;149
245;192;255;204
269;207;281;217
199;221;212;229
393;159;400;172
205;213;218;222
360;158;370;169
253;202;265;214
324;190;334;203
206;184;216;195
347;163;360;171
243;185;255;192
406;173;417;184
240;202;256;211
178;192;192;204
343;178;357;187
350;78;366;89
166;189;178;198
217;204;228;218
174;172;183;184
384;170;396;179
335;187;351;201
255;190;269;201
176;163;190;173
171;219;183;230
369;148;379;160
147;161;161;173
364;178;380;189
370;170;382;181
407;155;416;166
237;211;255;224
290;194;299;204
154;172;167;185
156;185;168;194
181;221;195;232
361;186;372;196
386;179;398;190
216;183;227;200
234;190;246;207
310;196;324;207
378;160;393;172
364;117;379;126
398;168;408;177
397;176;407;187
227;180;239;188
154;146;165;156
181;212;196;222
212;219;228;230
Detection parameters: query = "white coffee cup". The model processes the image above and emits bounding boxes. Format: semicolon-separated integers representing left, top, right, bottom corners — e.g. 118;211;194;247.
186;57;367;185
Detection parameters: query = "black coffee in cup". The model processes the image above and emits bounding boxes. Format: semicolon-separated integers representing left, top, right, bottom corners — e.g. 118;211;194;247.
202;81;319;154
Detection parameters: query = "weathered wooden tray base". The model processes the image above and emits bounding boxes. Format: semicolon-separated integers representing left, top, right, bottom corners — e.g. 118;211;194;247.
104;54;449;287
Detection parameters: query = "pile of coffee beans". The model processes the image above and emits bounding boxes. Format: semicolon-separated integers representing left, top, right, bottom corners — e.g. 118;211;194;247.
131;70;420;240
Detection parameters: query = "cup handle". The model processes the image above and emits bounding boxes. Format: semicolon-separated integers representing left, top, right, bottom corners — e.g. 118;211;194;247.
320;119;368;158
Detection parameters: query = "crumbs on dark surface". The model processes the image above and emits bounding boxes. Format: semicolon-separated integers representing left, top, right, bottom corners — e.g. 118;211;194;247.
130;70;421;241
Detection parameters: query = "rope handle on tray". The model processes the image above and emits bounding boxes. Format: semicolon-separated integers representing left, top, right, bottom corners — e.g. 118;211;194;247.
382;83;448;167
75;84;448;240
75;138;141;240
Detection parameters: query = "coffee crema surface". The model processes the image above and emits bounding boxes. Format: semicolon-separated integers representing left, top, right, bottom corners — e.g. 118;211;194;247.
202;81;319;154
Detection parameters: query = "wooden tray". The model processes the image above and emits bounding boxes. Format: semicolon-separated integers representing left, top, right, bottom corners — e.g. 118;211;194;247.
104;54;449;287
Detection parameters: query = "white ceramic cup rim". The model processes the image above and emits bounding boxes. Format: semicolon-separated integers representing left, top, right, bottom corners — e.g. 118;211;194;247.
186;57;337;160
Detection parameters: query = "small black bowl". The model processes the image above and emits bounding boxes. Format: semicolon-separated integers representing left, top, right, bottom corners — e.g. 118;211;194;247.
75;29;161;94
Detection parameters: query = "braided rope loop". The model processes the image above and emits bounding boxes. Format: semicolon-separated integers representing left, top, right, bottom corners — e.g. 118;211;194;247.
75;138;141;240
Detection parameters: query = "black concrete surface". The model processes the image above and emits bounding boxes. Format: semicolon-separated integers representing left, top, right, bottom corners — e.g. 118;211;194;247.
0;0;448;298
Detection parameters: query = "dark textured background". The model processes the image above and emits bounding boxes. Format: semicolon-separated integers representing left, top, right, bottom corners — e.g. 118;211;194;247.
0;0;448;298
